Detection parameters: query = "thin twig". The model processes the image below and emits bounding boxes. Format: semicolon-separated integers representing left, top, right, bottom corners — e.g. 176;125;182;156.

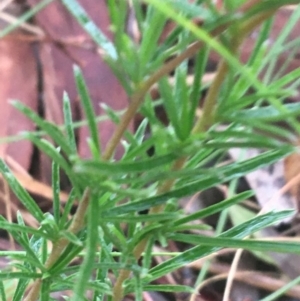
222;248;244;301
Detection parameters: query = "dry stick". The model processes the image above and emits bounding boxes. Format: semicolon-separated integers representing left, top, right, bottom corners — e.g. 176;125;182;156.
192;255;300;298
24;189;90;301
222;248;243;301
190;274;227;301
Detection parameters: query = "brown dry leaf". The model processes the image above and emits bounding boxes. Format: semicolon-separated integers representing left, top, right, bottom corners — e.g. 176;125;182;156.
28;0;129;165
0;35;37;169
284;152;300;209
0;3;39;219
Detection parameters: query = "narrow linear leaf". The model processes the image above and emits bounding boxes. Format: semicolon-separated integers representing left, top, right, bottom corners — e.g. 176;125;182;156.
74;152;179;175
24;134;75;185
170;235;300;254
103;148;291;216
11;101;72;154
59;189;78;229
0;221;50;240
74;66;101;158
144;284;194;293
139;7;166;70
72;195;99;301
100;213;179;223
63;92;77;155
0;161;44;222
149;210;293;280
61;0;117;60
0;272;42;280
52;161;61;224
12;279;29;301
174;191;254;226
0;281;6;301
144;0;265;93
260;274;300;301
223;102;300;121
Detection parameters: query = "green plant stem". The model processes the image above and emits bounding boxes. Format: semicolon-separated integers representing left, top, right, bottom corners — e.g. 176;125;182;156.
24;189;90;301
112;236;147;301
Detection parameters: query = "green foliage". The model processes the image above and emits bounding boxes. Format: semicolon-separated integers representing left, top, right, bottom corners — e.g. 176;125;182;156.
0;1;300;301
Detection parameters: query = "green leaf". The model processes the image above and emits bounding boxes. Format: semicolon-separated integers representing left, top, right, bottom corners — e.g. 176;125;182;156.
63;92;77;155
16;212;29;244
170;234;300;254
158;77;181;138
23;134;75;184
47;244;84;276
59;189;78;229
52;161;61;224
0;272;42;280
102;148;291;216
0;221;50;240
260;274;300;301
12;279;29;301
174;191;254;226
189;47;209;127
223;102;300;122
11;101;72;155
0;281;6;301
163;0;211;19
60;231;83;247
0;160;44;222
144;0;265;93
72;194;99;301
139;6;166;73
174;59;190;139
61;0;117;60
74;152;179;175
144;284;194;293
74;66;101;158
149;210;294;280
100;213;179;223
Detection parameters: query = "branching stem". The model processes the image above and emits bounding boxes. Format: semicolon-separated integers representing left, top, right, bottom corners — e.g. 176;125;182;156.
24;189;90;301
111;4;281;301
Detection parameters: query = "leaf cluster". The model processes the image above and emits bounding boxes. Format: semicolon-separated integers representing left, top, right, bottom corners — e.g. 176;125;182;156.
0;1;300;301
